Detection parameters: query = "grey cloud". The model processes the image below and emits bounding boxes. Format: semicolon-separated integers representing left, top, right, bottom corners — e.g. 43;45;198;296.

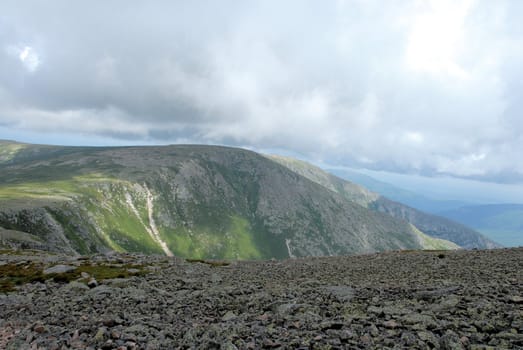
0;0;522;182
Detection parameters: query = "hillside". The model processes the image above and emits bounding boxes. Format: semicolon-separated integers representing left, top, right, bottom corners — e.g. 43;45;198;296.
440;204;523;247
269;155;498;249
0;141;458;258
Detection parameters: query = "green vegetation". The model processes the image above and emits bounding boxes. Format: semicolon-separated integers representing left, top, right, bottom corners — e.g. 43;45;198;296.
0;142;26;164
49;263;147;284
410;225;460;250
0;261;46;292
0;260;147;293
161;215;262;259
185;258;231;267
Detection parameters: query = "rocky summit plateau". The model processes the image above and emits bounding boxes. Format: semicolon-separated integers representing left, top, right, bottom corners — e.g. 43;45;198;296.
1;247;522;349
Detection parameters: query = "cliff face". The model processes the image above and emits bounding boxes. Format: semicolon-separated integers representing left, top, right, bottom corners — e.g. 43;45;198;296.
0;142;458;258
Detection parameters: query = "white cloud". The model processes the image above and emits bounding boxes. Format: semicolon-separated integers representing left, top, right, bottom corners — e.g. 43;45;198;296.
405;0;473;78
0;0;522;182
6;45;40;72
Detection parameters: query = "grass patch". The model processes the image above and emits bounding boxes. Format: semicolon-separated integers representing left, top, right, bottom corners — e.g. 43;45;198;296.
161;215;262;260
51;263;147;283
0;262;46;292
0;262;147;293
185;258;231;267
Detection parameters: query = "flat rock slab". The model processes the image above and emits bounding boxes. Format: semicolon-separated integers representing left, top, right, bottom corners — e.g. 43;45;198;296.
42;264;76;274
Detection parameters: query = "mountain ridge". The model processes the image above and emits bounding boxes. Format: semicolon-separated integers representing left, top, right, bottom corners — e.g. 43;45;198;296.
0;141;468;257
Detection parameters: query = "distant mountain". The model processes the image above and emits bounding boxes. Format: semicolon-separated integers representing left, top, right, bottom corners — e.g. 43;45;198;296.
439;204;523;247
326;168;470;213
270;156;499;249
0;141;458;258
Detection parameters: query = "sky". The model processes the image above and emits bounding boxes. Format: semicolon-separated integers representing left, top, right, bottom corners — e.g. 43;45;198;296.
1;0;523;188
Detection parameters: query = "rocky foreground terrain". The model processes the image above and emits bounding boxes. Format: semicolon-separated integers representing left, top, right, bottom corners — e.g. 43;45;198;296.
1;248;522;349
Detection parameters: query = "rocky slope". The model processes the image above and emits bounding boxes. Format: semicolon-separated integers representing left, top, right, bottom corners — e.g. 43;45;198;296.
1;248;522;349
269;155;499;249
0;141;458;259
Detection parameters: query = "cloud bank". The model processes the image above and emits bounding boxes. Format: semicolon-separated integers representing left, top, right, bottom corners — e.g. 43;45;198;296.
1;0;522;182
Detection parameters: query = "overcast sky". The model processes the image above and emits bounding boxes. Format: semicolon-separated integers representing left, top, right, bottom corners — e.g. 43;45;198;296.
1;0;523;184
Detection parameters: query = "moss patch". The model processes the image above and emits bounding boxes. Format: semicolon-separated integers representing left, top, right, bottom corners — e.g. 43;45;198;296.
185;259;231;267
0;261;46;292
0;261;147;293
50;263;147;283
162;215;262;260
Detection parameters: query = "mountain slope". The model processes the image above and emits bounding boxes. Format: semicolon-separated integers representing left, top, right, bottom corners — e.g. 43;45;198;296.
0;141;457;258
268;155;499;249
439;204;523;247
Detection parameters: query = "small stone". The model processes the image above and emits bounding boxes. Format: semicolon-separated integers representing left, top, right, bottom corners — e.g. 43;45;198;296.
323;285;354;302
102;319;116;327
256;313;270;321
80;272;90;279
320;321;344;330
460;336;470;346
384;320;399;329
434;295;460;311
87;278;98;288
440;330;464;350
33;323;46;333
94;327;107;341
418;331;439;348
359;334;372;345
221;311;237;321
110;330;121;339
507;295;523;304
367;306;384;315
402;313;437;329
339;329;355;341
64;281;89;291
101;340;114;350
470;345;496;350
222;341;238;350
401;331;417;346
263;338;281;348
210;273;223;283
274;303;298;316
124;341;137;349
369;324;379;337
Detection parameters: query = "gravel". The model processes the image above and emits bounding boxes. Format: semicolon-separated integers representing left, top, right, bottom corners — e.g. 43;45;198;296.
1;248;522;349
